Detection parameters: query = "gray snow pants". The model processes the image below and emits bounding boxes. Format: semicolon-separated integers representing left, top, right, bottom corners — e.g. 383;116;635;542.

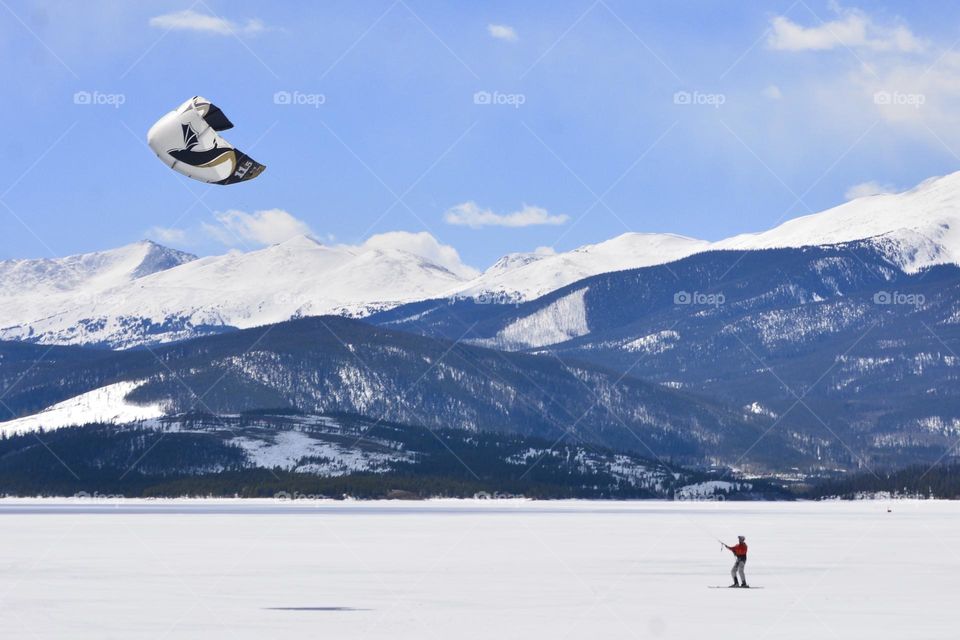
731;557;746;584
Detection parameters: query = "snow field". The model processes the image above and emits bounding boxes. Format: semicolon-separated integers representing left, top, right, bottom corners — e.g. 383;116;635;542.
0;499;954;639
0;381;165;436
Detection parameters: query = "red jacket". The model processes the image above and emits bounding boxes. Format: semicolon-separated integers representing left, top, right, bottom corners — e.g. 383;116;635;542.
730;542;747;557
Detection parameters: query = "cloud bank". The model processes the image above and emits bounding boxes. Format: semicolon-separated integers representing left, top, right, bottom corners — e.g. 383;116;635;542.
359;231;479;278
152;209;479;277
202;209;314;246
767;8;925;53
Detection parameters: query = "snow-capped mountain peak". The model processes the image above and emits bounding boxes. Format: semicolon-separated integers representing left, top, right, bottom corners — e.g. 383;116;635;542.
713;170;960;271
459;170;960;301
0;240;196;296
485;251;552;276
273;233;328;251
0;233;474;347
453;232;710;301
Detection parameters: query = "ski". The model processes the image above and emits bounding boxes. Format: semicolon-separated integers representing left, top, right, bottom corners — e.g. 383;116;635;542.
708;586;764;589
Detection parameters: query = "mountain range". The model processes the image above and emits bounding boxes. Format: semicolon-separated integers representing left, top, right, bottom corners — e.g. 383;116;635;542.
3;170;960;348
0;317;797;470
1;170;960;483
374;243;960;470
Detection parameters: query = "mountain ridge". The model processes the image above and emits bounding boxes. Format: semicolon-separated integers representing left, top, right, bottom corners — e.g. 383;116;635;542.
3;169;960;347
371;243;960;471
0;316;799;472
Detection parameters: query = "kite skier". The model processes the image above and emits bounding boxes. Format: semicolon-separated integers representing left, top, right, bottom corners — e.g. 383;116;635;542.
723;535;749;588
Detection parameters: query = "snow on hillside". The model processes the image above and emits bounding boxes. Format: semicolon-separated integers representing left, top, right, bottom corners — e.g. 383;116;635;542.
228;429;411;475
623;330;680;355
462;170;960;301
675;480;750;499
454;232;710;301
491;288;590;349
483;250;552;276
714;172;960;272
0;240;194;296
744;402;777;418
444;172;960;352
0;235;472;347
0;241;195;342
113;235;470;326
0;381;166;435
0;385;410;474
4;170;960;347
505;447;670;490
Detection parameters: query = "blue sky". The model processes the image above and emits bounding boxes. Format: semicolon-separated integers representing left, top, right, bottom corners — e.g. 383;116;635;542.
3;0;960;269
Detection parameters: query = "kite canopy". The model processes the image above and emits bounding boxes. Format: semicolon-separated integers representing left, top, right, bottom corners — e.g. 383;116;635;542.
146;96;265;185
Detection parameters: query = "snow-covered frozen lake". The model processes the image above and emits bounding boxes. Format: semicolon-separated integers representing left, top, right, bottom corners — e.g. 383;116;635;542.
0;499;954;639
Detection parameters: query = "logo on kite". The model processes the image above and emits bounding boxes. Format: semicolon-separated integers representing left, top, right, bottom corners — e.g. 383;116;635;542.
147;96;265;185
180;123;199;151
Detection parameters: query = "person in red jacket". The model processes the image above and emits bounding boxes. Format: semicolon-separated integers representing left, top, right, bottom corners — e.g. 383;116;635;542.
725;536;749;588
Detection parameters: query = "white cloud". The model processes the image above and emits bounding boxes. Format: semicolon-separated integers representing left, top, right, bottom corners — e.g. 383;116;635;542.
149;9;265;36
752;6;960;142
767;8;925;53
487;24;518;42
444;202;569;228
844;180;896;200
146;226;188;245
359;231;479;278
203;209;314;246
762;84;783;100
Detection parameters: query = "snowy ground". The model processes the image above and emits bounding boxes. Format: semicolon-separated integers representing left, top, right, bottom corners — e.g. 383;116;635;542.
0;499;955;639
0;381;164;435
